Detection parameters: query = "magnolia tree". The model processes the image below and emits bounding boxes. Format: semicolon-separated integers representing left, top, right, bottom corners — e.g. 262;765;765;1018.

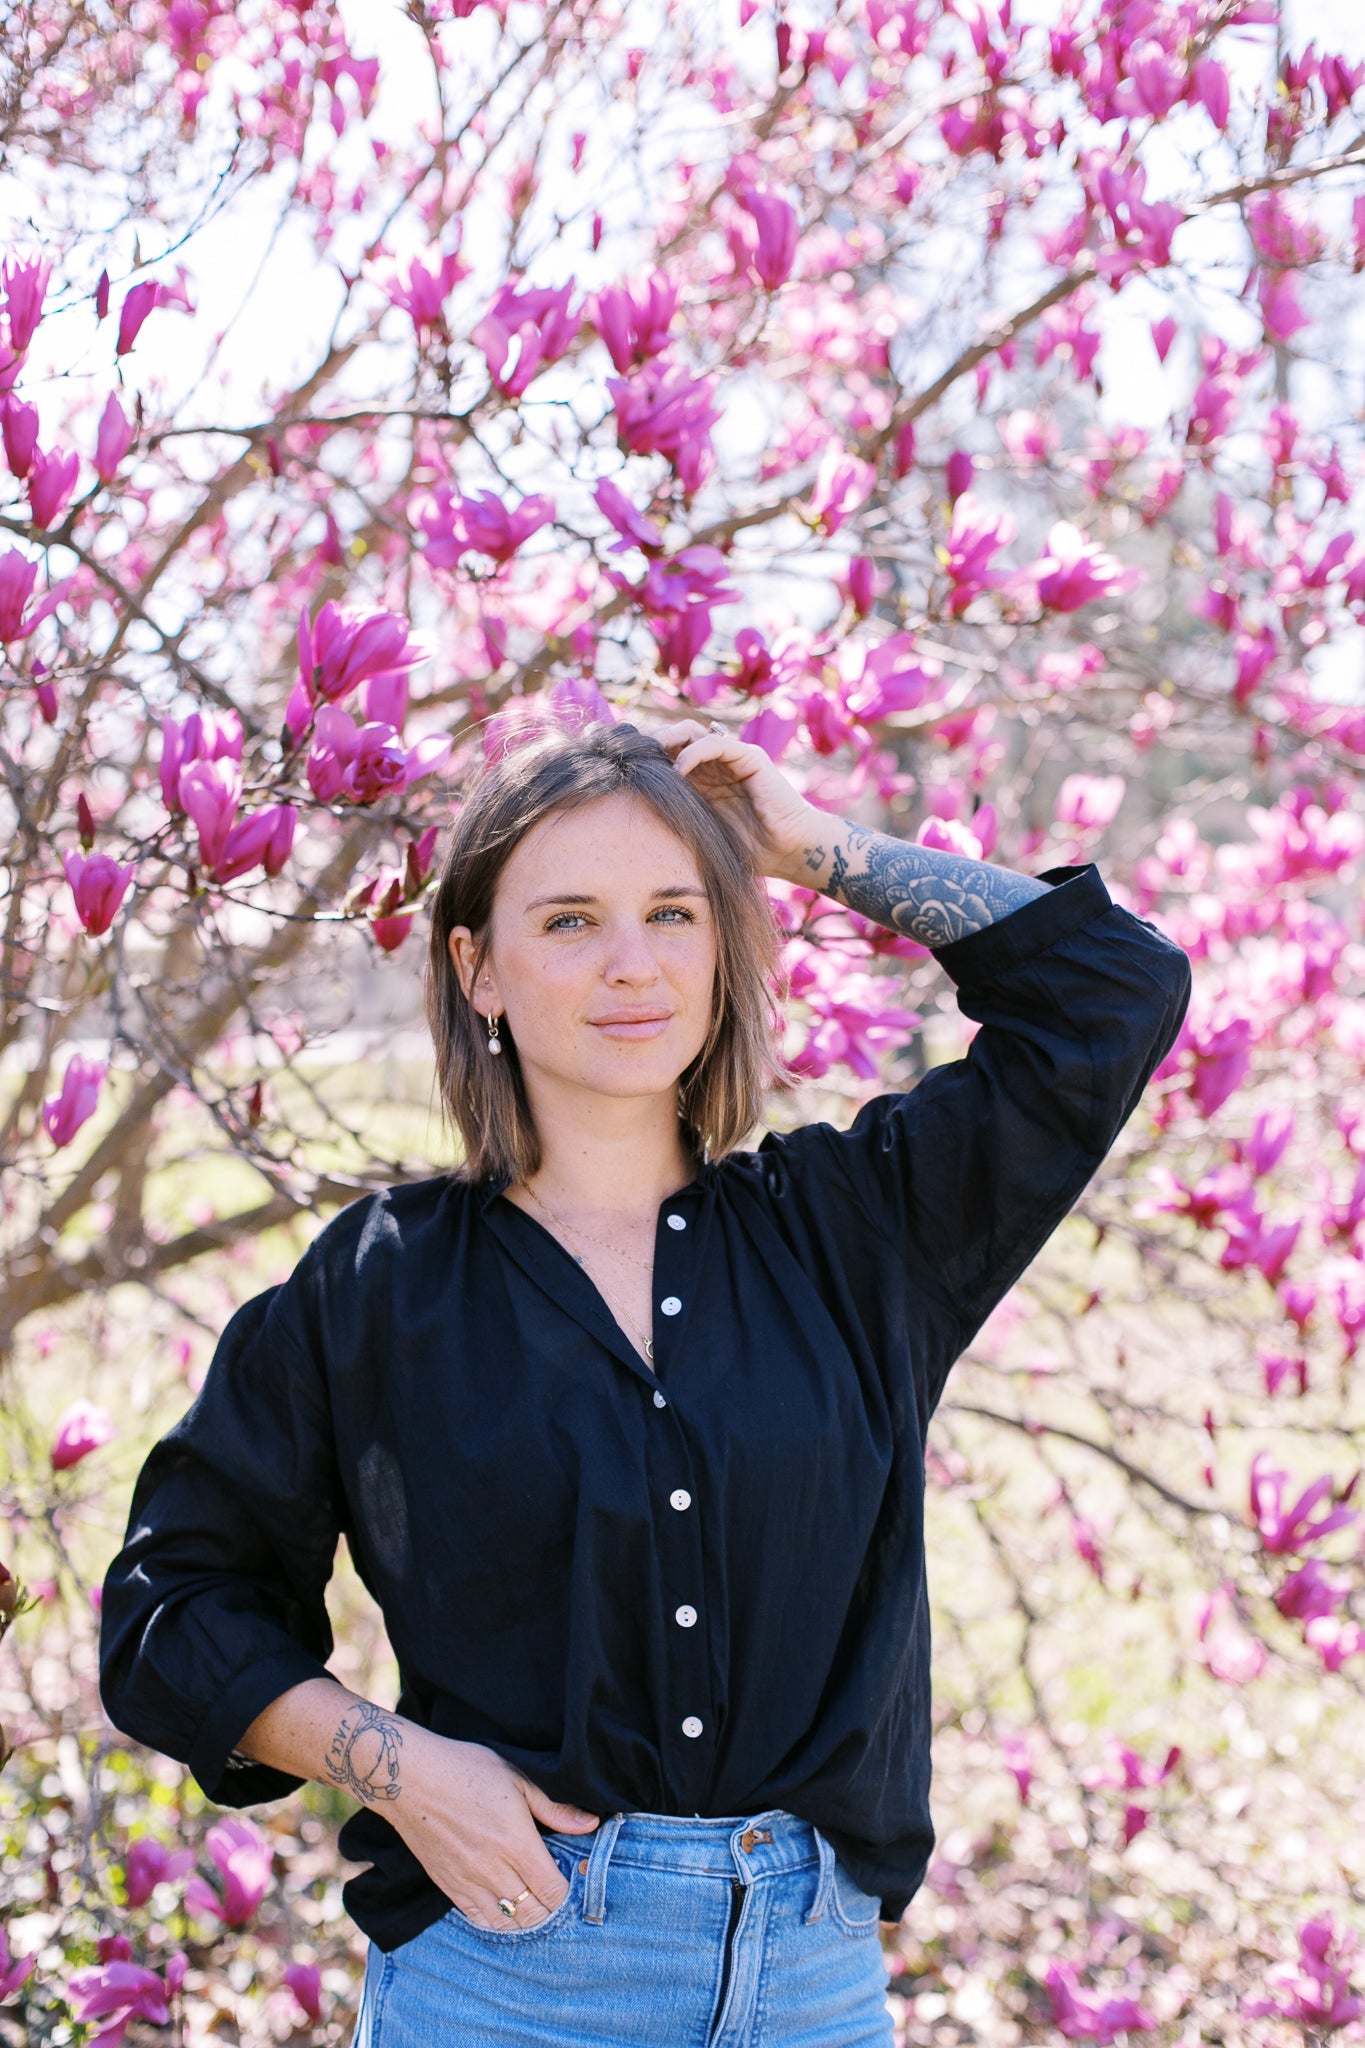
2;0;1365;2038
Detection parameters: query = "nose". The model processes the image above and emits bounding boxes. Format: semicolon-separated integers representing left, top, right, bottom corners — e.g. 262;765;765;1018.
602;917;663;987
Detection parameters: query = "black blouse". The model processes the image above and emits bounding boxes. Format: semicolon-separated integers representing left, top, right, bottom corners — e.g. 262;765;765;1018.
99;863;1191;1953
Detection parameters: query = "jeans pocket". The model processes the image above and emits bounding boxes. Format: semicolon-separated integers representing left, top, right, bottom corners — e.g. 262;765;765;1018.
828;1858;882;1937
447;1832;583;1944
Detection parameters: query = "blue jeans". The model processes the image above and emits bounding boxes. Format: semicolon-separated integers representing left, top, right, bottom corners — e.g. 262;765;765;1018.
352;1809;894;2045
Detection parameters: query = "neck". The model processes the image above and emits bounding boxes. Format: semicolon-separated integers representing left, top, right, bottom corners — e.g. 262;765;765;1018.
520;1079;696;1216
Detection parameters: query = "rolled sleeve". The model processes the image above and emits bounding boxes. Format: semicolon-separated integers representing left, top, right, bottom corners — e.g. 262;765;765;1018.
99;1271;343;1807
791;863;1192;1417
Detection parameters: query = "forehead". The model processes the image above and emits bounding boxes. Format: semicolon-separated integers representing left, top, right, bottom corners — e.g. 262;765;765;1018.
499;791;703;897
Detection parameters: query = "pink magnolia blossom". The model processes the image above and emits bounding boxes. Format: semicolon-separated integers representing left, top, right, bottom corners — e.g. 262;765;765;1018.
735;185;799;289
362;867;414;952
1091;158;1183;275
1246;190;1324;267
1262;1350;1309;1397
944;449;974;501
1196;1582;1269;1684
416;485;554;567
1123;39;1185;119
843;636;944;723
1000;1732;1033;1803
1082;1738;1180;1793
1189;54;1230;128
50;1398;115;1470
187;1815;273;1926
0;1922;35;2002
1;393;38;477
1024;521;1142;612
1257;269;1312;345
291;601;427;735
593;477;665;555
306;705;451;804
386;249;466;338
28;444;80;528
284;1962;322;2022
1036;298;1101;380
125;1836;195;1908
63;851;134;936
1185;1013;1253;1117
66;1952;187;2046
2;253;51;352
608;360;719;495
804;447;875;536
213;804;298;883
1055;772;1125;831
1045;1960;1156;2043
1304;1612;1365;1671
116;270;193;354
591;274;678;374
1244;1916;1365;2031
473;279;578;397
1274;1559;1346;1625
94;393;134;483
1249;1453;1359;1555
943;491;1015;613
42;1053;106;1148
159;708;243;811
787;947;921;1081
1150;315;1178;364
1320;52;1365;118
637;545;737;618
1220;1211;1300;1286
178;755;243;871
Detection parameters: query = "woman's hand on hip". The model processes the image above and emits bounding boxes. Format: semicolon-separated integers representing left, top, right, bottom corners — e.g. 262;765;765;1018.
391;1729;599;1929
660;719;825;886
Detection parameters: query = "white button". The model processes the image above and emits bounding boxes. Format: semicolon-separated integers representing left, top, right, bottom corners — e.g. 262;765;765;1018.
669;1488;691;1511
666;1213;687;1231
653;1390;668;1409
660;1296;682;1316
675;1604;697;1628
681;1716;703;1739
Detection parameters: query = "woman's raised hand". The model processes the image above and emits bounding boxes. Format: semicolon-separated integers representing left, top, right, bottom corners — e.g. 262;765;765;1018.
391;1728;600;1929
660;719;822;885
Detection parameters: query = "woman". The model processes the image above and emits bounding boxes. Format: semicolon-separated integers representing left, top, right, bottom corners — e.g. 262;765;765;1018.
100;717;1192;2046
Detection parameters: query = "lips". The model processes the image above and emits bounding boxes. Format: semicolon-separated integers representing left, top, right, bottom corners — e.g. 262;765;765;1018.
590;1010;673;1025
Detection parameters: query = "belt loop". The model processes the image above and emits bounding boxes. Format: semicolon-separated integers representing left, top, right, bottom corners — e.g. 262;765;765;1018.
804;1827;836;1925
582;1812;625;1925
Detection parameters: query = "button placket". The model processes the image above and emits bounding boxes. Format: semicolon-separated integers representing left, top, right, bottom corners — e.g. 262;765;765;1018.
650;1186;712;1797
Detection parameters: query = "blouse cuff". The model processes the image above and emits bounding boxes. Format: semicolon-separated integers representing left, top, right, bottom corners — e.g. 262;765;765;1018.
931;862;1113;990
189;1646;337;1806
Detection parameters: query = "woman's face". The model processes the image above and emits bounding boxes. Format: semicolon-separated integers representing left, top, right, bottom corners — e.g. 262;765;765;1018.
450;792;719;1112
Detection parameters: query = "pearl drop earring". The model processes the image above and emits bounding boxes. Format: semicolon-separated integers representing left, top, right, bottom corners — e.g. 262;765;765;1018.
486;1012;503;1055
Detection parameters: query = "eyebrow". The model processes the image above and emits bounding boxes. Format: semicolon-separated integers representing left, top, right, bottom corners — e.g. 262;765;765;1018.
524;885;708;911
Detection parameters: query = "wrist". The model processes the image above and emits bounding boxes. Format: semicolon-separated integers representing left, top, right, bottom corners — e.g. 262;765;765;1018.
769;804;838;890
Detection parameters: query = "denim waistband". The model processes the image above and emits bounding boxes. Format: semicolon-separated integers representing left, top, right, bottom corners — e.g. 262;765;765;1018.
544;1809;838;1928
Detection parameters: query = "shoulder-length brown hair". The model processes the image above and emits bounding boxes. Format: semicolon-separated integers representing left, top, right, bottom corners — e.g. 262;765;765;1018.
424;719;784;1184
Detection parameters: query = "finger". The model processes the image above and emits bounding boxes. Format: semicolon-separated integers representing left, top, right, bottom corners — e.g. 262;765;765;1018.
672;733;762;777
655;719;715;755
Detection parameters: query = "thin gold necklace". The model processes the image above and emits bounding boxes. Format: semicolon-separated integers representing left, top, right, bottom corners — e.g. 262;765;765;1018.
520;1182;656;1363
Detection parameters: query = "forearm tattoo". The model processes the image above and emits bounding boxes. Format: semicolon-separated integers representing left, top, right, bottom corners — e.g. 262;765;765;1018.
807;819;1050;948
324;1700;405;1804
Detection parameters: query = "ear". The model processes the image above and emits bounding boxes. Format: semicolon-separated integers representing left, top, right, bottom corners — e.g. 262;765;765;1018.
448;926;497;1013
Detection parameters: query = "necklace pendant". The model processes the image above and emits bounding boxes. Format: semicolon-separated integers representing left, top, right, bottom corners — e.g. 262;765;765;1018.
645;1340;654;1359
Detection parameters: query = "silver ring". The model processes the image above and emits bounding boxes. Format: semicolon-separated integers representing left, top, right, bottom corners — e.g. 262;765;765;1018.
707;719;727;738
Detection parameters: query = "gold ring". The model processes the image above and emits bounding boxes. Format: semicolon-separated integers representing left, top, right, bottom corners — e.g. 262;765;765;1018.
496;1888;532;1919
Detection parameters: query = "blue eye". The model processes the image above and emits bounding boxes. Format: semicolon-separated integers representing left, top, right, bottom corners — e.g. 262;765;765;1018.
540;909;695;933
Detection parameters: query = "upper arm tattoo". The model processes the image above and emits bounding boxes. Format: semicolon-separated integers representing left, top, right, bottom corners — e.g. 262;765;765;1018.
822;819;1050;947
